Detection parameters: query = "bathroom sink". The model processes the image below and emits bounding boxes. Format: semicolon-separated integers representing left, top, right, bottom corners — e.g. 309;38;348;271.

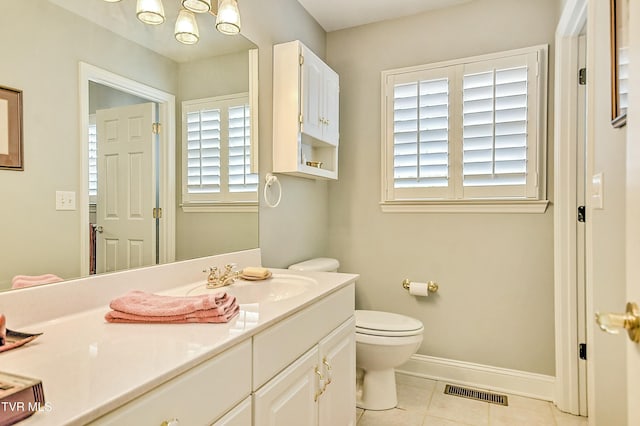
185;273;318;304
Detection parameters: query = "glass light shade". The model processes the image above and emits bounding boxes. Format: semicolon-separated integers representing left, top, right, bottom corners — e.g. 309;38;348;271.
182;0;211;13
175;9;200;45
216;0;241;35
136;0;166;25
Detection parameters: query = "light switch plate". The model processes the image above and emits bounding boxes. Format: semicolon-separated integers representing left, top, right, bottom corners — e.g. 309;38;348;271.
56;191;76;211
592;172;603;209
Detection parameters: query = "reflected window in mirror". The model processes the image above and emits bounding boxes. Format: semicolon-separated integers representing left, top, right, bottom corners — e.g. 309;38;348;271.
182;93;258;211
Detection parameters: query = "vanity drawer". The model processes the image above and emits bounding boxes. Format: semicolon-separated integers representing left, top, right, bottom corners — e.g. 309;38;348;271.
91;339;252;426
253;284;355;390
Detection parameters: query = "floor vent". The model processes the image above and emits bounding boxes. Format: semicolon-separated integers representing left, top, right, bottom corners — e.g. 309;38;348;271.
444;384;508;406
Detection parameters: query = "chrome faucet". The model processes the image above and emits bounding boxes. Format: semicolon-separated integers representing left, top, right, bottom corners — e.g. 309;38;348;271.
204;264;240;289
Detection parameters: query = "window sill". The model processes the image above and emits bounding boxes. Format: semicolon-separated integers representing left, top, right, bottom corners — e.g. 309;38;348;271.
380;200;550;214
181;202;258;213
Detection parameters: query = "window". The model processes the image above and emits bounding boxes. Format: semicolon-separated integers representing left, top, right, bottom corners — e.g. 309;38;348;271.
88;114;97;204
181;93;258;210
381;46;548;213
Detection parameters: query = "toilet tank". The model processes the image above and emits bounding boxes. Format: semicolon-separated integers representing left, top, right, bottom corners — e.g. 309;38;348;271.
288;258;340;272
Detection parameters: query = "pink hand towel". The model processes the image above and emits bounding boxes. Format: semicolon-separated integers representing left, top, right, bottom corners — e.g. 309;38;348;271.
11;274;64;289
105;303;240;323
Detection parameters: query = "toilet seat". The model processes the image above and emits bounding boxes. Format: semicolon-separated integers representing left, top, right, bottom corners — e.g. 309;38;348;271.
355;310;424;337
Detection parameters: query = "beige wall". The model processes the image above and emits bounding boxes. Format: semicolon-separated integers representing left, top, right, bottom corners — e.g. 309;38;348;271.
175;51;259;261
586;0;628;423
239;0;331;268
326;0;558;375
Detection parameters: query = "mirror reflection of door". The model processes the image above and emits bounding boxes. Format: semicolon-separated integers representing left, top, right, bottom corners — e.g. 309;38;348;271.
89;82;160;274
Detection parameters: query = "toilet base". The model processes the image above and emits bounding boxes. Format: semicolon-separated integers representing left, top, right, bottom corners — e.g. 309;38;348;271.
356;368;398;410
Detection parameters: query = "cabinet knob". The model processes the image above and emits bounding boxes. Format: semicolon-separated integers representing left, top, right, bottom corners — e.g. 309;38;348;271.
160;419;180;426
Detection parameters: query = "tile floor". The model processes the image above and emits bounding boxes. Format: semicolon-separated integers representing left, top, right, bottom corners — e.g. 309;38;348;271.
356;374;588;426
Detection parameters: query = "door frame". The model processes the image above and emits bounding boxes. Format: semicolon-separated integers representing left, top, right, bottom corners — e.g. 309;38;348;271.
78;62;176;276
553;0;588;415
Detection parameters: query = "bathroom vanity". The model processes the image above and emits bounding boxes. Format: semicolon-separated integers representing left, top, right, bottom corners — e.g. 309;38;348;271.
0;249;358;425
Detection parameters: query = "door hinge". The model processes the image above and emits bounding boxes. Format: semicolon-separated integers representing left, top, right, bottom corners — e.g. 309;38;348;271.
153;207;162;219
299;114;304;124
152;122;161;135
299;54;304;66
579;343;587;360
577;205;586;222
578;68;587;85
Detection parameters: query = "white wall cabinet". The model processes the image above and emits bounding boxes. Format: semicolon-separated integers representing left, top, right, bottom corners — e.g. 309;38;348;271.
273;40;340;180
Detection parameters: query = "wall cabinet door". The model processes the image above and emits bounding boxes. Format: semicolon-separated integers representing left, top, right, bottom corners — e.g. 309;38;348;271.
254;346;320;426
301;45;339;146
318;317;356;426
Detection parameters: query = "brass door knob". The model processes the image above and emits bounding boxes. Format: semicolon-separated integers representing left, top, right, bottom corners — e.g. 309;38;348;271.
595;302;640;343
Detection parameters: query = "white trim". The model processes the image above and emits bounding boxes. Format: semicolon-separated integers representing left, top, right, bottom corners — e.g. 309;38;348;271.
397;354;555;401
249;48;259;175
553;0;588;416
181;203;258;213
380;200;549;213
78;62;176;276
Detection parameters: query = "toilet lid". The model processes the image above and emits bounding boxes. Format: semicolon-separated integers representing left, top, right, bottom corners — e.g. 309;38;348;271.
355;310;424;336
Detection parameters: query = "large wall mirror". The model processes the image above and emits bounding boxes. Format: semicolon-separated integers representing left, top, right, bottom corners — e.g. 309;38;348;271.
0;1;259;292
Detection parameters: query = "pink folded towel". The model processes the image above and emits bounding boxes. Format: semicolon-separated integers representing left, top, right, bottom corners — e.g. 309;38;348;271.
105;304;240;323
105;290;239;324
11;274;64;289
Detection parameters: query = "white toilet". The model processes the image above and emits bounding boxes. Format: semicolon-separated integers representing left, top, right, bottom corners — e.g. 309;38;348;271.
288;258;424;411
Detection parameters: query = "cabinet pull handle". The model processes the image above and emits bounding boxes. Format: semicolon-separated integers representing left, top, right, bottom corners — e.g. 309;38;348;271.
314;367;324;402
160;419;179;426
322;357;332;389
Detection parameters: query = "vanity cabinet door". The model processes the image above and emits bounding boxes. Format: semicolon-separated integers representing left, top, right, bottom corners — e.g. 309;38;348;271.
212;396;252;426
318;317;356;426
254;346;320;426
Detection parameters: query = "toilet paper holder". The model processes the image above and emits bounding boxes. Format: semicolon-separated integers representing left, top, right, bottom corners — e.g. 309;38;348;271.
402;279;439;293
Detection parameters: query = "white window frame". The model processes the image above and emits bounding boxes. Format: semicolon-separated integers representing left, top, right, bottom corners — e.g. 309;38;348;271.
381;45;549;213
181;93;258;212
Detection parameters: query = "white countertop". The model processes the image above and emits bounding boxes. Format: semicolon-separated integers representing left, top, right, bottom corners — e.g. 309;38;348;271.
0;251;358;425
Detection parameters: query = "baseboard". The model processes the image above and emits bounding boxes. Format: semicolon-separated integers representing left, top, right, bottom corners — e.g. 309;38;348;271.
396;354;555;401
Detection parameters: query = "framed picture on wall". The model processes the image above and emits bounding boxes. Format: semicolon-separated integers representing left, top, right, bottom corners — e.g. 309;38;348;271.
0;85;23;170
610;0;629;128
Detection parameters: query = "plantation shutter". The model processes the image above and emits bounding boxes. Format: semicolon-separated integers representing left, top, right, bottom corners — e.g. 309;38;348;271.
186;108;221;195
88;116;97;201
387;67;456;200
228;104;258;193
461;53;539;199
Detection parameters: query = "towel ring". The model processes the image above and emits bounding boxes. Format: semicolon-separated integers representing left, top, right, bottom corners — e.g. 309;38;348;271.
264;173;282;208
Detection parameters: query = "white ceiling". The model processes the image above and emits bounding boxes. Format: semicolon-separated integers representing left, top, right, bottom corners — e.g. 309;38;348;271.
49;0;255;63
296;0;474;32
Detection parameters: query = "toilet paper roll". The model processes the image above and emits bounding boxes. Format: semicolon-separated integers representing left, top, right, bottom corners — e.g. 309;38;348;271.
408;281;430;297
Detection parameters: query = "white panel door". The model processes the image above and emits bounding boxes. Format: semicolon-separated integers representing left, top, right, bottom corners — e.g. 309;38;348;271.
254;346;319;426
96;103;156;274
323;68;340;146
626;1;640;423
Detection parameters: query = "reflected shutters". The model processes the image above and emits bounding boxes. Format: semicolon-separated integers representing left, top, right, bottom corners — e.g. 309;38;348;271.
228;105;258;193
187;108;221;194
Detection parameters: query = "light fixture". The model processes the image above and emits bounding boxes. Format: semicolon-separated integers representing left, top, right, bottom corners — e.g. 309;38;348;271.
174;9;199;45
182;0;211;14
216;0;241;35
136;0;165;25
104;0;241;44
